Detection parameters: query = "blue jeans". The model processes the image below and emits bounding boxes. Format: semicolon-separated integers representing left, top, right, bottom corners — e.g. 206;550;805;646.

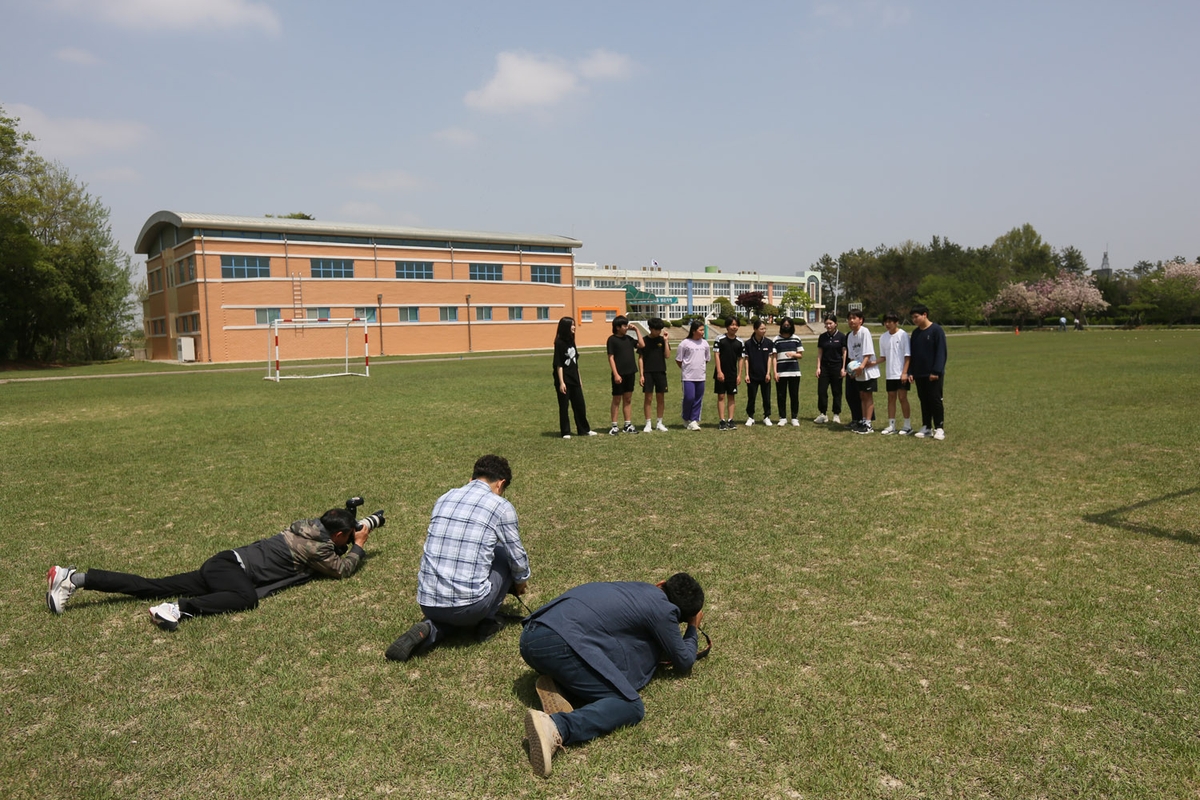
519;621;645;745
419;546;514;648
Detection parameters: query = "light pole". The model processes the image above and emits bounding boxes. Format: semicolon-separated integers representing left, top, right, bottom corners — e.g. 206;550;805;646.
465;294;472;352
376;293;383;356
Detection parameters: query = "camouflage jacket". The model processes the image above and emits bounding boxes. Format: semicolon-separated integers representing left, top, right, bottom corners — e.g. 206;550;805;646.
233;518;363;598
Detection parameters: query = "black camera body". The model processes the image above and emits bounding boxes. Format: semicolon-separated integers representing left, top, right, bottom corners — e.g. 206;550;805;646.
335;497;385;554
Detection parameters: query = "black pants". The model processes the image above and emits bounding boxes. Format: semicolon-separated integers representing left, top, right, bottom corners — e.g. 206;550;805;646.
745;378;771;418
775;377;800;420
817;370;843;415
85;551;259;617
845;378;863;423
913;375;944;430
554;379;591;436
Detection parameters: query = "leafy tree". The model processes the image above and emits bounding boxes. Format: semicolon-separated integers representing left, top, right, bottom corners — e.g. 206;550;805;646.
1043;271;1109;324
991;223;1054;284
1052;245;1088;275
915;274;986;327
735;290;765;317
265;212;315;219
760;303;779;321
712;296;736;321
1136;264;1200;325
778;285;812;318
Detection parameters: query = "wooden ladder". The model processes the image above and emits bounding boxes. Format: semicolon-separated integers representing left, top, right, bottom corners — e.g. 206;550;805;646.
291;274;303;319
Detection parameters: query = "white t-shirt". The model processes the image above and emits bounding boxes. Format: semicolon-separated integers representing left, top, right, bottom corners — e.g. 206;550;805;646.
877;328;910;380
846;326;880;380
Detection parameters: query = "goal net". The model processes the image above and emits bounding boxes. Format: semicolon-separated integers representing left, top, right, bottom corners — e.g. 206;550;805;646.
266;317;371;381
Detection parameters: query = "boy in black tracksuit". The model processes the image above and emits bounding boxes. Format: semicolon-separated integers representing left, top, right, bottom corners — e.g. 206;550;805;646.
742;318;776;425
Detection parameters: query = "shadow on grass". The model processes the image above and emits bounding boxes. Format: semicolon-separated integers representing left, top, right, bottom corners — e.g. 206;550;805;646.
1083;487;1200;546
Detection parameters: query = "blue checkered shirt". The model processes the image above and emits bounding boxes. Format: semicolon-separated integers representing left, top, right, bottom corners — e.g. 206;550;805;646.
416;479;531;608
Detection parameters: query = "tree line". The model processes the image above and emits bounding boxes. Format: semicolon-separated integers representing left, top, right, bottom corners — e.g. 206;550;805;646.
1;105;135;362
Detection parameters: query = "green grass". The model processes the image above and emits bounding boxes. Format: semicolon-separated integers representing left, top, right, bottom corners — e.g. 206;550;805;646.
2;330;1198;799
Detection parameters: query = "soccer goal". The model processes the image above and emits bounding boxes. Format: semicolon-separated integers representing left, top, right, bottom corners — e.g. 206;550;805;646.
265;317;371;381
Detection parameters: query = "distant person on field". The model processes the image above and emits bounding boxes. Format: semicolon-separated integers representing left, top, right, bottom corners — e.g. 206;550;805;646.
845;310;880;434
773;317;804;426
639;318;671;433
519;573;705;777
908;304;947;440
813;314;847;425
743;318;776;426
876;312;913;435
712;317;746;431
1059;316;1067;332
386;455;530;661
552;317;596;439
675;320;710;431
607;315;645;435
46;506;376;631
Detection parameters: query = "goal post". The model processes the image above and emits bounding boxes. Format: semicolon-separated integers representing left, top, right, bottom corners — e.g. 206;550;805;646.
265;317;371;382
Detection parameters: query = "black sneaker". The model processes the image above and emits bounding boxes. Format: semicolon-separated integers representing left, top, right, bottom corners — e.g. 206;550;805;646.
622;422;638;434
608;425;620;436
727;419;737;430
718;420;728;431
386;620;432;662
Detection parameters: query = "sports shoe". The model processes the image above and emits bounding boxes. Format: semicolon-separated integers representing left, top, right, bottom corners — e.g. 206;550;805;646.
475;617;505;643
561;434;571;439
764;417;773;426
622;422;638;434
586;430;598;436
643;421;653;433
745;417;755;426
856;423;874;435
880;425;896;435
718;419;728;431
791;418;800;427
832;415;841;424
149;602;182;632
46;565;77;614
688;420;701;431
608;425;619;436
933;428;946;441
656;421;669;432
897;427;913;436
813;414;827;424
727;419;737;430
386;620;433;661
777;418;787;427
525;709;563;777
535;675;574;715
913;427;931;438
847;421;863;433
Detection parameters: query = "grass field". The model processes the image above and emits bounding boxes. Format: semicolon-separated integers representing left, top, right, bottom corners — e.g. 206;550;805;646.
2;329;1198;799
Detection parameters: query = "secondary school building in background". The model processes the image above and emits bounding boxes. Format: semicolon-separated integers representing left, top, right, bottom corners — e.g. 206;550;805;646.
136;211;825;364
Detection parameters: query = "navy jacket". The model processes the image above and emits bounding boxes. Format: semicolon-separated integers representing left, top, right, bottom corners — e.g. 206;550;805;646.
525;581;699;701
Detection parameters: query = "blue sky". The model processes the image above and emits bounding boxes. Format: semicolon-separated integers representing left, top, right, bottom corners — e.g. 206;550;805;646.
2;0;1196;277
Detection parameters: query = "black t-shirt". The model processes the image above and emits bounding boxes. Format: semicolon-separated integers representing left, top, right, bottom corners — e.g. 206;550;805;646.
641;335;667;373
744;334;775;380
553;339;581;386
817;330;848;368
713;334;744;376
607;334;639;375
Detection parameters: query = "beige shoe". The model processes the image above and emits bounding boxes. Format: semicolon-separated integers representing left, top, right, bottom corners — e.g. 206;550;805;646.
525;709;563;777
536;675;574;715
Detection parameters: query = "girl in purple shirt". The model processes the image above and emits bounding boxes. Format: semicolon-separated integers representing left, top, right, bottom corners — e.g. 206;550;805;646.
674;320;711;430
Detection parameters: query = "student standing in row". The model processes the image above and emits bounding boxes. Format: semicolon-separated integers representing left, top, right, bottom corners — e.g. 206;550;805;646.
743;318;775;426
813;314;847;425
773;318;804;427
552;317;596;439
675;320;710;431
712;318;745;431
607;316;645;435
846;310;880;434
876;312;913;435
908;304;948;440
639;318;671;433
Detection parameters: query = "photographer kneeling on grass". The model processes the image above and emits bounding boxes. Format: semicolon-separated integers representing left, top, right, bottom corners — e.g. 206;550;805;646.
46;503;380;631
520;573;705;778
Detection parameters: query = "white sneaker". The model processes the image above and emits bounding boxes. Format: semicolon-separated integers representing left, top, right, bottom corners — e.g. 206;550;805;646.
562;434;571;439
745;417;755;426
46;565;77;614
897;427;913;436
656;421;669;432
880;425;896;435
688;420;701;431
586;430;598;436
832;414;841;424
149;602;182;631
764;417;773;426
777;418;787;427
608;425;620;436
913;427;931;438
813;414;827;424
643;421;653;433
933;428;945;440
791;418;800;427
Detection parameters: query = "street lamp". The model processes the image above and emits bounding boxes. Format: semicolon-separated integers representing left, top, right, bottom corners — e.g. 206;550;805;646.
465;294;472;352
376;293;383;356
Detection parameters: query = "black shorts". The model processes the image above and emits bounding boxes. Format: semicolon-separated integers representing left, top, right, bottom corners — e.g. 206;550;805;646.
855;378;878;393
642;372;668;394
714;376;739;395
611;373;637;395
886;378;909;393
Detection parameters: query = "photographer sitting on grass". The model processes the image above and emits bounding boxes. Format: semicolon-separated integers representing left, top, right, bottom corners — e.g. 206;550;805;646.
519;572;705;777
46;503;380;631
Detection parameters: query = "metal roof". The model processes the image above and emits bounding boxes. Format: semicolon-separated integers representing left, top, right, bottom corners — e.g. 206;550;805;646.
134;211;582;254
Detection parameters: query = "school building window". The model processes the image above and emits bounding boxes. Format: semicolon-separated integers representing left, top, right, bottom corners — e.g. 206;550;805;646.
581;311;593;322
148;318;167;336
354;307;377;322
255;308;281;325
530;265;561;284
469;263;503;281
174;256;195;285
311;259;354;279
693;282;710;294
476;306;492;321
148;269;163;292
440;307;458;321
306;307;331;319
509;306;523;320
221;255;271;279
595;279;618;288
734;282;751;294
396;261;433;280
175;313;200;333
537;307;550;320
575;278;591;288
669;281;688;292
605;310;616;321
399;307;419;322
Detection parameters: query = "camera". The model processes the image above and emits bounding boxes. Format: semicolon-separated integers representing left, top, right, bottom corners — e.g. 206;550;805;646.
344;496;385;531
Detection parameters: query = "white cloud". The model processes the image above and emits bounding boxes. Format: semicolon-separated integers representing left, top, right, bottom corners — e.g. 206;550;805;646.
812;0;910;28
464;49;635;112
8;104;152;159
55;47;102;66
434;127;479;147
51;0;281;35
349;169;421;192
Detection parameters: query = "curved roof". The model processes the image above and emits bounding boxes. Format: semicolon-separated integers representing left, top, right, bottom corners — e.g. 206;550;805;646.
135;211;582;254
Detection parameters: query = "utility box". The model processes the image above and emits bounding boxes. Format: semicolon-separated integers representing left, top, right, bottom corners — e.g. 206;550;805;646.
176;336;196;363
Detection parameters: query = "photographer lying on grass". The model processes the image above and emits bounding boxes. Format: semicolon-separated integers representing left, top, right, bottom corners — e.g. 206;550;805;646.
520;572;705;778
47;503;381;631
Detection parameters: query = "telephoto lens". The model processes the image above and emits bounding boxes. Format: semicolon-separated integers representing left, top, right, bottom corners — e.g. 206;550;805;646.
361;510;386;531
